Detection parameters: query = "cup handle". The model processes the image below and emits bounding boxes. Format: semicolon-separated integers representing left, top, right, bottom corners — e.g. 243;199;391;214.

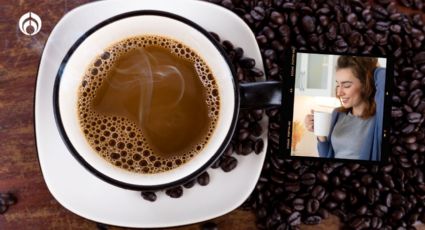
239;81;282;109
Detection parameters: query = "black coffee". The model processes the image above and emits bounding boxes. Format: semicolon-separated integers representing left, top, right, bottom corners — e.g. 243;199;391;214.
77;35;220;174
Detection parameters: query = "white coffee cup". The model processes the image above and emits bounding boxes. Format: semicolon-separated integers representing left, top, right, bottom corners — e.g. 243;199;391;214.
54;11;237;190
314;111;332;137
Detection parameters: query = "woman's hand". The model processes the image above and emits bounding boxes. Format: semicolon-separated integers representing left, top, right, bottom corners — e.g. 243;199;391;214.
304;109;314;132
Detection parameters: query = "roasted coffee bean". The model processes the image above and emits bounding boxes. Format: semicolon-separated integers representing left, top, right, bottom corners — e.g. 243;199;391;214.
319;15;329;27
223;144;234;157
256;34;268;44
183;179;196;189
209;32;220;42
371;216;383;229
392;209;405;221
356;205;368;215
287;211;301;226
0;192;16;214
326;22;338;40
275;223;288;230
201;222;218;230
220;156;237;172
339;166;351;178
413;51;425;64
254;139;264;154
300;173;316;186
348;192;358;205
376;21;390;31
264;49;276;61
326;201;338;210
401;123;415;134
250;6;265;21
402;134;416;144
346;13;358;25
284;182;301;193
292;198;304;211
408;213;420;225
351;179;361;189
251;122;263;137
251;109;264;121
392;107;403;118
0;193;16;206
316;171;328;183
306;199;320;214
407;112;422;123
312;185;326;201
237;140;254;155
296;34;307;46
367;188;380;204
96;223;109;230
233;47;244;60
262;26;275;40
238;119;250;129
350;217;371;230
301;15;316;33
270;11;284;25
408;89;422;107
257;206;268;220
383;174;395;189
141;191;157;202
372;5;388;18
331;189;347;202
303;215;322;225
333;209;348;222
286;172;298;181
210;158;221;169
337;22;351;35
317;208;329;219
239;58;256;69
222;40;234;51
165;186;183;198
374;204;388;217
0;203;8;214
197;171;210;186
250;67;265;78
383;192;393;207
278;203;293;216
331;175;341;187
238;128;250;141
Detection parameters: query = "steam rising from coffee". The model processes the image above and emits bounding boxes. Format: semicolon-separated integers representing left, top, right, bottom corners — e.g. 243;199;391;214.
104;47;186;127
77;35;220;174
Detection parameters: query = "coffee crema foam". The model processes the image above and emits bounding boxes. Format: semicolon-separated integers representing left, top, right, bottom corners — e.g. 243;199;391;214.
77;35;220;174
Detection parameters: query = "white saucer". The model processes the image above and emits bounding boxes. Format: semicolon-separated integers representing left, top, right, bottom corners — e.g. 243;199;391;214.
35;0;267;227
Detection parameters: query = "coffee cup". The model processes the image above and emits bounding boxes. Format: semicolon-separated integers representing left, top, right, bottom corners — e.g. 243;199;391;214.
53;10;281;190
314;111;332;137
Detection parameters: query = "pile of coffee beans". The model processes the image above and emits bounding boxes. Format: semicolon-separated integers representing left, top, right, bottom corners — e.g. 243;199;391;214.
0;192;17;214
207;32;266;173
140;36;267;200
203;0;425;229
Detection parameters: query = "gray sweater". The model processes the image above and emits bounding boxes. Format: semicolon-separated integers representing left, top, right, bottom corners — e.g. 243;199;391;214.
331;112;373;160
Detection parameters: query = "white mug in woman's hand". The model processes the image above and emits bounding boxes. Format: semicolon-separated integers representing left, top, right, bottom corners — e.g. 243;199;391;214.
313;111;332;137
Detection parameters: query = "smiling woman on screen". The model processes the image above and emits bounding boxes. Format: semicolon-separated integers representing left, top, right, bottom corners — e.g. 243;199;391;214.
304;56;384;161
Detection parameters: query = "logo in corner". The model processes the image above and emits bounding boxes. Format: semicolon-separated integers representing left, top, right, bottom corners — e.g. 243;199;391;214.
19;12;42;36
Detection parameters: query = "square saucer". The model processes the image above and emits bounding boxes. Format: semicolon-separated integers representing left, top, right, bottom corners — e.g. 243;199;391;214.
35;0;267;227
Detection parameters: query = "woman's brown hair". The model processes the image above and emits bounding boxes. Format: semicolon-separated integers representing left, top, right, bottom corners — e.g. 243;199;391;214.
336;56;378;119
